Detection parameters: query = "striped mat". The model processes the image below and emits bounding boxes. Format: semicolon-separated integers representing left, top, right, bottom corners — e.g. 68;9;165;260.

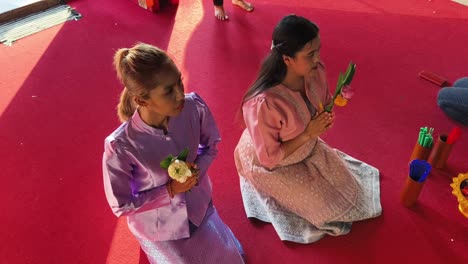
0;5;81;46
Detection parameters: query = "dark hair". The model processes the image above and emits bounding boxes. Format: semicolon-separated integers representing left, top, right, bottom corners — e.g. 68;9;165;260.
241;14;319;103
113;43;172;122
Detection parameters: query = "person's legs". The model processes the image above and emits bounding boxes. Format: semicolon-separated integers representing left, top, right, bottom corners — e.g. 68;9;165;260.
453;77;468;88
214;0;228;20
437;87;468;125
232;0;254;12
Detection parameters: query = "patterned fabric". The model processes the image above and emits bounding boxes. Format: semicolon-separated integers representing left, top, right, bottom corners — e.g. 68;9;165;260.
238;149;381;243
235;130;381;236
138;204;245;264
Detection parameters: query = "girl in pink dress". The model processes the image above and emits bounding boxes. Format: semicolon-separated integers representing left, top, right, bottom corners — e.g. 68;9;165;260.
103;43;245;263
234;15;382;243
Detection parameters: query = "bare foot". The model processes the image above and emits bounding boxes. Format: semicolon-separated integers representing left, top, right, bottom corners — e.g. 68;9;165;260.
214;6;229;20
232;0;254;12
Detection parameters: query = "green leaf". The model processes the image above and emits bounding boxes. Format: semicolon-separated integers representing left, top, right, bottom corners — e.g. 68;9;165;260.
335;73;344;96
178;147;189;161
160;155;174;169
325;61;357;112
342;62;353;84
326;73;344;112
343;62;356;85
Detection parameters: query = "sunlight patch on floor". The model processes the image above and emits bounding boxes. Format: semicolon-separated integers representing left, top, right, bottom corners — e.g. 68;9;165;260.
166;0;204;88
105;217;141;264
0;22;63;117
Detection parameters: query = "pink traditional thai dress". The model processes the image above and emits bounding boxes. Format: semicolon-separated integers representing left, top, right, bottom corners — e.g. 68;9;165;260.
234;62;382;243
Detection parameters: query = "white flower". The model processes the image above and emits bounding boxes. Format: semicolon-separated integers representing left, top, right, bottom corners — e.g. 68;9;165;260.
167;159;192;183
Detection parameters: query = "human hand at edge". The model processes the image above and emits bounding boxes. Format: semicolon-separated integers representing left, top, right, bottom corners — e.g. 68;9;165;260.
303;111;335;139
167;175;198;197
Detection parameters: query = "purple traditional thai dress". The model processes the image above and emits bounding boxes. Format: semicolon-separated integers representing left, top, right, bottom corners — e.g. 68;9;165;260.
103;93;244;263
234;62;382;243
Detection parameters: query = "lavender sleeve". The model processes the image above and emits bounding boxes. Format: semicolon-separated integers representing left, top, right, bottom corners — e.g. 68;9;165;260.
102;139;170;217
192;94;221;180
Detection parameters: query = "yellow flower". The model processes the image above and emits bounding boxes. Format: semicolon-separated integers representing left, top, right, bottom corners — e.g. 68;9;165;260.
168;159;193;183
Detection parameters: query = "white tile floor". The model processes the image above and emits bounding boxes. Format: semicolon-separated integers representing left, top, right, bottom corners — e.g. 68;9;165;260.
0;0;41;14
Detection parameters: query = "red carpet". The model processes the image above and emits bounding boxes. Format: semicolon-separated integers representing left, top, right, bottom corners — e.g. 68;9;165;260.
0;0;467;263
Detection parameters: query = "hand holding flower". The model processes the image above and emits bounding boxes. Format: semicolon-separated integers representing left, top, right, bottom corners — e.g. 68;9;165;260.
167;176;198;197
303;111;335;139
161;148;200;198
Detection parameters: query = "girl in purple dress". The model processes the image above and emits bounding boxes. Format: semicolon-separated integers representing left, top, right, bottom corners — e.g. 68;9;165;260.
103;43;244;263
